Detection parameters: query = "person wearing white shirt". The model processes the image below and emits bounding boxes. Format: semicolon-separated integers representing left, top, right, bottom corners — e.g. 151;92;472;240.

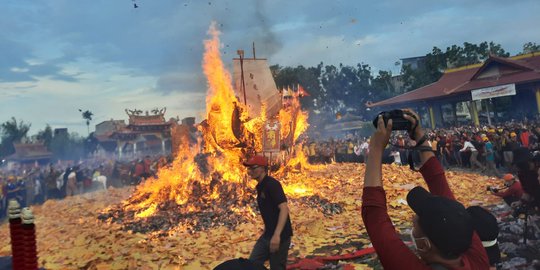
460;139;485;171
390;150;402;165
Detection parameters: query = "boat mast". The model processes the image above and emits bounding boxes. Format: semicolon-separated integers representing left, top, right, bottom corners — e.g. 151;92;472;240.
237;50;247;105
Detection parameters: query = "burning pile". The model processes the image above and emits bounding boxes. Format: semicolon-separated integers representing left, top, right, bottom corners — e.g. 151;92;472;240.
98;22;315;234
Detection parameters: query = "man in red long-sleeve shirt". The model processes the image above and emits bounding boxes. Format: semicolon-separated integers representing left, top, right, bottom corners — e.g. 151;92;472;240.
362;109;489;270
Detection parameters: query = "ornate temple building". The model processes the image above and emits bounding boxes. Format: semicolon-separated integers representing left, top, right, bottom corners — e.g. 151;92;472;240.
94;108;179;158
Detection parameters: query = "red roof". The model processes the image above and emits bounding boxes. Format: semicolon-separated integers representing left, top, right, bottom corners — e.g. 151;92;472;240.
94;133;115;142
369;53;540;107
7;143;52;161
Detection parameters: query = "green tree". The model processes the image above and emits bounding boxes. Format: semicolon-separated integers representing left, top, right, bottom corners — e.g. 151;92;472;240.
79;109;93;136
522;42;540;54
0;117;31;157
372;70;396;97
36;124;53;148
401;41;509;92
49;132;85;160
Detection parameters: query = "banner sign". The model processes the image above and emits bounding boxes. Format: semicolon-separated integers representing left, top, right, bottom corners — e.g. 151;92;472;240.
263;120;281;152
471;83;516;101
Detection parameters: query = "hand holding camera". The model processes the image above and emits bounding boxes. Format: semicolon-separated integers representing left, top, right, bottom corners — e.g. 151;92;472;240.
372;109;424;142
369;115;393;151
372;110;413;131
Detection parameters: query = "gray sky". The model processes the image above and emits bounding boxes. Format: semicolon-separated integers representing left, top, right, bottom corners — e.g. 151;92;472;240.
1;0;539;136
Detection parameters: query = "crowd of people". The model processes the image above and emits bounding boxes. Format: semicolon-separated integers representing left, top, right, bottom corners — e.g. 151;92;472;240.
306;120;540;175
0;155;172;220
303;117;540;219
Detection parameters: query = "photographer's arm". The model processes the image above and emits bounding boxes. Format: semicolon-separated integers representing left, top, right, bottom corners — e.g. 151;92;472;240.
362;117;431;269
364;116;391;187
402;111;435;167
403;110;454;199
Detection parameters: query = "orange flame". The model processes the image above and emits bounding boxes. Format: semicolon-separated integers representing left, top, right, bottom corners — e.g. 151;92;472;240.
126;22;251;218
122;22;314;221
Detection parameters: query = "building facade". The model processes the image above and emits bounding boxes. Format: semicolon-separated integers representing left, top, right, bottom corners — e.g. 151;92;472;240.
94;108;179;158
369;53;540;128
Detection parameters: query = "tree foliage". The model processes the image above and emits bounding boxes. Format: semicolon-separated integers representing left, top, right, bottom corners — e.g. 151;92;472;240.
37;124;53;148
521;42;540;54
49;131;85;160
401;41;509;91
79;109;94;135
0;117;31;157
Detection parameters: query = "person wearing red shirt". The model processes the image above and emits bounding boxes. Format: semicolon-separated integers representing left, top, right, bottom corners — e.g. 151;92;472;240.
489;174;524;206
519;128;530;148
512;147;540;207
362;109;489;270
143;155;153;178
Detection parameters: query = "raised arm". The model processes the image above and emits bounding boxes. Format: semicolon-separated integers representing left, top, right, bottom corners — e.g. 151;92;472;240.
362;115;431;269
403;110;434;166
363;115;392;188
403;109;454;199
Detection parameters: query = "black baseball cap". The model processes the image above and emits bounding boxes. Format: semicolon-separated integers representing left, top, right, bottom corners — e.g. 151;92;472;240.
407;186;473;258
466;206;501;266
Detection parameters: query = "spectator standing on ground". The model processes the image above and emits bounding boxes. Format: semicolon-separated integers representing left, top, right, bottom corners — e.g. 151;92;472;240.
460;137;485;171
17;177;27;207
452;136;463;167
33;176;44;205
245;155;293;270
437;135;450;169
66;168;78;197
360;139;370;162
45;166;58;200
6;176;19;205
484;137;500;178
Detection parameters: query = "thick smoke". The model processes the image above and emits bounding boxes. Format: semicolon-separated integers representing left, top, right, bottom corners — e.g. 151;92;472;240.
253;0;283;57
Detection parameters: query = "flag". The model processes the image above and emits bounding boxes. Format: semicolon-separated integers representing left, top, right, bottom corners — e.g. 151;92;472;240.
297;84;310;97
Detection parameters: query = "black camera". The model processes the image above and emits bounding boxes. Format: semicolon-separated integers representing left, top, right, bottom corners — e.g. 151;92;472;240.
373;110;414;131
486;186;499;193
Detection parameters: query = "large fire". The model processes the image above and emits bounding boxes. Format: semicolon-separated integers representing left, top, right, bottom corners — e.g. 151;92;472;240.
100;22;314;233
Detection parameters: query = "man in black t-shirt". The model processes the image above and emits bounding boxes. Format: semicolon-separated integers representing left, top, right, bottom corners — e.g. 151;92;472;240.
244;155;292;270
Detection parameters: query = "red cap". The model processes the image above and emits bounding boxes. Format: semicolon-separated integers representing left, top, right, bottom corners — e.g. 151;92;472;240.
503;174;515;181
243;155;268;167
